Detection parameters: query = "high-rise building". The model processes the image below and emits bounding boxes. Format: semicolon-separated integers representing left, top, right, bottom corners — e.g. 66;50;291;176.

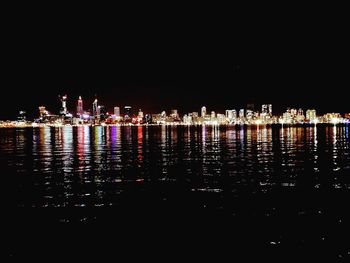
124;106;132;119
98;105;107;119
290;108;297;118
96;105;101;118
138;109;144;118
59;95;68;115
296;108;305;122
114;106;120;117
246;110;254;121
93;99;98;117
239;109;245;119
217;114;226;123
297;108;304;116
225;110;234;122
261;104;272;116
170;109;179;120
306;109;317;122
201;106;207;117
39;106;47;117
17;111;26;122
76;96;83;116
232;110;237;121
211;111;216;119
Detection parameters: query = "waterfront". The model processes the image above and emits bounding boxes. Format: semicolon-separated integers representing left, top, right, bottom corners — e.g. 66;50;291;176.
2;125;350;259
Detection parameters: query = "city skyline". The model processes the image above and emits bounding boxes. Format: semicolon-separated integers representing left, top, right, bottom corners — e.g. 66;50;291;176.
1;91;350;121
2;94;349;127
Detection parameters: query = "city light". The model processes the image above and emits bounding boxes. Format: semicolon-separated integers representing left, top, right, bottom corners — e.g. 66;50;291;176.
0;94;349;128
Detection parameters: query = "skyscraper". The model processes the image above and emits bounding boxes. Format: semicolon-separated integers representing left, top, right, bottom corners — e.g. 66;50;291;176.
201;106;206;117
261;104;272;116
268;104;272;116
114;106;120;117
59;95;68;115
170;109;179;120
239;109;245;119
232;110;237;121
306;109;317;122
124;106;132;119
77;96;83;117
124;106;132;117
93;99;98;117
17;111;26;122
39;106;47;117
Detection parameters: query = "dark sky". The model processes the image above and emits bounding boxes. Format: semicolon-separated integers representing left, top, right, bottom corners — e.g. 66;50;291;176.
2;6;349;119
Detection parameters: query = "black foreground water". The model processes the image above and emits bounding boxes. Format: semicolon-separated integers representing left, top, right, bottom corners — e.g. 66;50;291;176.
2;125;350;260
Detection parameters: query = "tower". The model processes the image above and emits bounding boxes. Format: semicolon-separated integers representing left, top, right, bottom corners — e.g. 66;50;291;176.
77;96;83;117
201;106;206;117
114;106;120;117
138;109;144;118
59;95;68;115
93;99;98;117
124;106;132;119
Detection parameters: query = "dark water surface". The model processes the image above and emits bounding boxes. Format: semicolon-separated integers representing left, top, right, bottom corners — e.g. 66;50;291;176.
2;125;350;260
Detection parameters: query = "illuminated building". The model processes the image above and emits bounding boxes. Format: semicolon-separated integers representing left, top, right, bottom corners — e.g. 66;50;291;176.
59;95;68;115
183;114;192;124
297;108;304;116
39;106;48;117
97;106;101;118
171;109;178;117
114;106;120;117
170;109;180;121
17;111;26;122
282;111;292;124
93;99;98;117
254;111;259;119
296;108;305;123
144;114;151;123
261;104;268;115
239;109;244;120
306;109;317;123
217;114;226;124
246;110;254;122
138;109;144;118
261;104;272;116
232;110;237;121
211;111;216;120
76;96;83;117
98;105;107;120
124;106;132;119
201;106;207;117
323;113;342;123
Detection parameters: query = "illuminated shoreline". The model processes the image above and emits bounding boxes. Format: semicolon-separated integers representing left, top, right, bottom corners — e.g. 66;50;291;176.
0;122;349;128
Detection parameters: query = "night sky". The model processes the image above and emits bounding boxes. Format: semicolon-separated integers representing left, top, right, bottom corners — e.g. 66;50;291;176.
2;7;349;119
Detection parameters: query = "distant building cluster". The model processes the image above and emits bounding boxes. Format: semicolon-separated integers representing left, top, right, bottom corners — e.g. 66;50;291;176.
0;95;350;127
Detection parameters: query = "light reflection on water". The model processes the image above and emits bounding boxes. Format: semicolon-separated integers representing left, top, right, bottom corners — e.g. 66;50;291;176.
1;125;350;208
